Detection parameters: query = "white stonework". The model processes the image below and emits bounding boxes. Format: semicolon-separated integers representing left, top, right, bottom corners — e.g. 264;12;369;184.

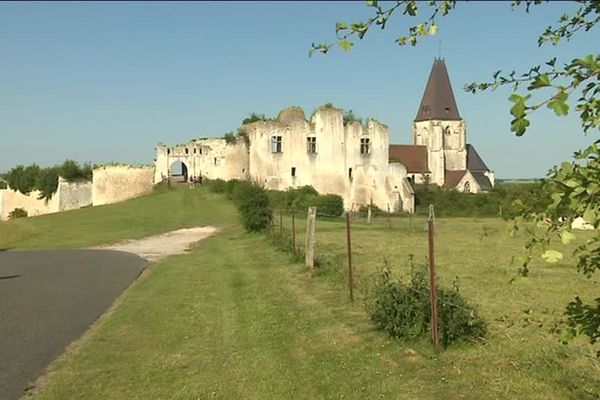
92;165;155;206
413;119;467;186
155;106;415;213
0;178;92;220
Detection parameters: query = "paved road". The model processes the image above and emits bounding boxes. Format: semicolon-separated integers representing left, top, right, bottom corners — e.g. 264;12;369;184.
0;249;146;400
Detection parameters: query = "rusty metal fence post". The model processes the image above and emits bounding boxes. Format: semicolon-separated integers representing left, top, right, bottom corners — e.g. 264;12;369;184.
346;211;354;302
428;204;439;350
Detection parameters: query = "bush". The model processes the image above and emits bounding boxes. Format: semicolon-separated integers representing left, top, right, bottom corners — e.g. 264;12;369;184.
365;261;486;347
207;179;226;193
314;193;344;217
9;208;28;219
236;182;272;232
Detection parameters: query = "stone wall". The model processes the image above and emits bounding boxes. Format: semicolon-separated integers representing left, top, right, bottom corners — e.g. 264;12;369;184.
0;178;92;220
154;106;415;213
154;139;248;183
57;178;92;210
92;165;154;206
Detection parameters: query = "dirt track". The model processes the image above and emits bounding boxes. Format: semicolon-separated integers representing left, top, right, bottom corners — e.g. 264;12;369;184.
97;226;218;262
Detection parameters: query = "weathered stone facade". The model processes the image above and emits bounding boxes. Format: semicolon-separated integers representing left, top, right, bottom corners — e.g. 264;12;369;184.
93;165;155;206
0;178;92;220
154;106;415;213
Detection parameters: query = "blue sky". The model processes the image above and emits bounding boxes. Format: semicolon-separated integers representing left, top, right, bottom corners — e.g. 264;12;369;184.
0;1;598;178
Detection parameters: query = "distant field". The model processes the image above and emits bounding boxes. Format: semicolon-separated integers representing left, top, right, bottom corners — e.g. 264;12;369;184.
496;178;541;184
4;187;597;399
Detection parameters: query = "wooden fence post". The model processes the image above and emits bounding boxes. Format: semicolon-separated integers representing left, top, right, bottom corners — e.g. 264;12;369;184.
291;208;296;258
387;203;392;229
428;204;440;350
279;207;283;237
367;205;372;224
305;206;317;276
346;211;354;301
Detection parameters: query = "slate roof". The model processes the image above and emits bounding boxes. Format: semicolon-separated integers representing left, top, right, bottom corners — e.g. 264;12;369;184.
444;170;467;188
415;58;462;122
471;171;493;191
466;144;489;171
388;145;430;173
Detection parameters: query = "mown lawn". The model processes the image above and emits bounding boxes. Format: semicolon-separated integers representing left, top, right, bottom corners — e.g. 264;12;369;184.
0;186;238;249
3;187;598;399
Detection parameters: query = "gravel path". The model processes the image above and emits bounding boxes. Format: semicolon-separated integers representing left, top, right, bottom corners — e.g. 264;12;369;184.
97;226;218;262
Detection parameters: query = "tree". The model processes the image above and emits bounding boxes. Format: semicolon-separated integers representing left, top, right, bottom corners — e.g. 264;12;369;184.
311;1;600;353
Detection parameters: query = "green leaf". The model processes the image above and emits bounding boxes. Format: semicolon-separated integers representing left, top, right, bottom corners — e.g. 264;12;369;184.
560;231;576;245
563;179;580;188
583;208;596;224
335;22;348;32
528;73;551;90
428;23;438;36
338;39;353;53
547;92;570;116
366;0;378;6
541;249;564;263
511;117;530;136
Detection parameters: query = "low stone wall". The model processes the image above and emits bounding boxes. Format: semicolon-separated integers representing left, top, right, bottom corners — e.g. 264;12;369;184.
92;165;155;206
0;178;92;220
0;188;59;220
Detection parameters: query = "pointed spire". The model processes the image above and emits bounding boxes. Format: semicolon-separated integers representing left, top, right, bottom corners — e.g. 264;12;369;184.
415;58;461;122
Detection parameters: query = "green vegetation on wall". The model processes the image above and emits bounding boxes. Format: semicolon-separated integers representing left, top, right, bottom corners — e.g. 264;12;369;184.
4;160;92;200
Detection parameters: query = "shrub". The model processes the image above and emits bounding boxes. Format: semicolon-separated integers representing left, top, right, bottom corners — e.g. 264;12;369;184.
236;182;272;232
0;181;6;189
314;194;344;217
365;261;486;347
9;208;28;219
207;179;226;193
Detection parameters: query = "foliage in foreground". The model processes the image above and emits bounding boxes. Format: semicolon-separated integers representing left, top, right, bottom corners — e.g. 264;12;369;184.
312;0;600;350
365;261;487;347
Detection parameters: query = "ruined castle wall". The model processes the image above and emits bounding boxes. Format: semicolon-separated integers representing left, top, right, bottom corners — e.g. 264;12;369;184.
0;187;60;220
93;165;154;206
154;139;248;183
0;178;93;220
57;178;92;210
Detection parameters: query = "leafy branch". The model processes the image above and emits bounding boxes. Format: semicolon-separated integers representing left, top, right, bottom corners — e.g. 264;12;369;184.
309;1;456;56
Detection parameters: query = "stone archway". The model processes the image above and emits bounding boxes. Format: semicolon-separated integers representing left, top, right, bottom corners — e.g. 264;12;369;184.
169;160;189;182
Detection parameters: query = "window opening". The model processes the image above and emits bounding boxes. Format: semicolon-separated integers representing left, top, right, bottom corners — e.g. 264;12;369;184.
360;138;370;155
271;136;282;153
307;137;317;154
291;167;296;177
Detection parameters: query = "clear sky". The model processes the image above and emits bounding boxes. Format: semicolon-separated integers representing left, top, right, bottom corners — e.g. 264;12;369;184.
0;1;598;178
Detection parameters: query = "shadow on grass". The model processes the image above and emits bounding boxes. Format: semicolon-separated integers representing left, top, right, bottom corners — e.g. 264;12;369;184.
0;274;20;280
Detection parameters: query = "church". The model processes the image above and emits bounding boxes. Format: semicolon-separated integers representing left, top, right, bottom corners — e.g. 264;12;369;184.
389;58;495;193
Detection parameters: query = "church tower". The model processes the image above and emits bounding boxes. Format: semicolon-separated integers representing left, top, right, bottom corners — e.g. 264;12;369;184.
412;58;467;185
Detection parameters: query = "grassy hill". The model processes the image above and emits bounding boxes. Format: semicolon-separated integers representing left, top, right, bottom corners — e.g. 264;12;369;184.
4;186;597;399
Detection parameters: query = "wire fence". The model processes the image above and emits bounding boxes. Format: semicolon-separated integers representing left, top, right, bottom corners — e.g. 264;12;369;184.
266;205;477;315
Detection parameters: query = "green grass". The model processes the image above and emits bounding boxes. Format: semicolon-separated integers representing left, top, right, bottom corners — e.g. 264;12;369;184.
0;186;237;249
6;188;599;399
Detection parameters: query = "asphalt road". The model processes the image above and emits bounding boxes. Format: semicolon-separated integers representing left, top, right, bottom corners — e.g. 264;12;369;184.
0;249;146;400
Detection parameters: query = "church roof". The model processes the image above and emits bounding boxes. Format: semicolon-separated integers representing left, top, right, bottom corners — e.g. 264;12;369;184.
444;169;493;191
444;170;467;188
415;58;461;122
388;144;430;173
471;171;493;191
466;144;489;171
